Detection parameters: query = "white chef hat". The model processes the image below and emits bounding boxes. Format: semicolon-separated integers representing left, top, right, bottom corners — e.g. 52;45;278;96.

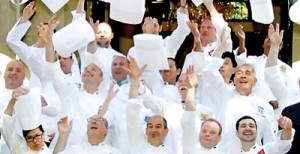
191;0;203;7
15;88;42;131
9;0;30;5
250;0;274;24
289;0;300;25
127;34;169;71
41;0;69;13
110;0;145;24
53;17;95;58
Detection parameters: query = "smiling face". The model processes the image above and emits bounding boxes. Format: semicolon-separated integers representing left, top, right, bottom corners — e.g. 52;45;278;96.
4;60;25;89
146;115;169;146
236;118;257;143
82;64;103;85
233;64;256;95
111;56;129;82
177;73;189;100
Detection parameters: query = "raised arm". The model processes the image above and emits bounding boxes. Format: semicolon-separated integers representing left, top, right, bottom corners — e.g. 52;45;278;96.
212;27;231;58
6;2;36;62
53;117;73;154
98;81;119;117
266;23;283;68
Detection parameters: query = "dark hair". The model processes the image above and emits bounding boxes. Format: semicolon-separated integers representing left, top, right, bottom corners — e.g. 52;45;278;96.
167;58;180;69
22;125;44;139
202;118;222;135
235;115;257;131
221;51;237;68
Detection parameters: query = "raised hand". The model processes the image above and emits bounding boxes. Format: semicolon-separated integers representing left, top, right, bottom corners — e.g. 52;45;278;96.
233;24;245;41
37;23;53;45
268;23;284;48
12;87;30;99
106;81;119;101
186;66;200;89
278;115;292;130
20;1;36;22
142;17;160;34
187;20;200;42
89;17;100;34
57;116;73;135
126;56;147;80
47;14;60;32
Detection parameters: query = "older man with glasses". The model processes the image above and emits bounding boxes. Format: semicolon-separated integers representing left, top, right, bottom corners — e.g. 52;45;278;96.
53;115;121;154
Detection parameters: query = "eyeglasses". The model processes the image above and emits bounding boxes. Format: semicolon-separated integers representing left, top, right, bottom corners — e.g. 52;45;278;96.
87;117;105;122
87;116;108;128
26;133;43;142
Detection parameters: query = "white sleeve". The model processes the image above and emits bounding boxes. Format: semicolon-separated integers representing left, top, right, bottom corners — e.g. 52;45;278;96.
265;66;289;105
6;19;32;63
181;111;199;154
139;84;166;115
164;9;190;58
1;114;23;154
264;130;294;154
201;56;229;103
211;15;232;52
127;98;146;150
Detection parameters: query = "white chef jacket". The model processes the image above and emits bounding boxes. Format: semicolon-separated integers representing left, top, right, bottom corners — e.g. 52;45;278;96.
228;130;294;154
58;141;122;154
2;114;52;154
201;56;276;152
181;111;224;154
265;66;300;114
45;61;109;147
127;98;174;154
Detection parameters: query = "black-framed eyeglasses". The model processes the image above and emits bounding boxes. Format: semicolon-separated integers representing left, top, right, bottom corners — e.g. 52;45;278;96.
26;133;43;142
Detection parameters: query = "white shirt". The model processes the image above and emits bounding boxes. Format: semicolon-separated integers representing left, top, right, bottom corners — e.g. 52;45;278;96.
201;56;276;152
45;61;109;147
2;115;52;154
181;111;224;154
229;130;293;154
127;98;174;154
58;141;121;154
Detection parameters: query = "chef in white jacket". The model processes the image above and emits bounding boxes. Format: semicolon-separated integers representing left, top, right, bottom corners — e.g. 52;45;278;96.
2;88;52;154
126;57;173;154
230;115;293;154
54;81;121;154
180;66;225;154
41;22;111;147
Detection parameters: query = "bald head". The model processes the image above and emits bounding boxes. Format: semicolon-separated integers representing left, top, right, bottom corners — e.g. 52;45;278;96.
96;22;114;48
4;60;25;89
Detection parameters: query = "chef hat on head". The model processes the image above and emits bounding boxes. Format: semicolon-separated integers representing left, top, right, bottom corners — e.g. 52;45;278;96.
250;0;274;24
289;0;300;25
9;0;30;5
15;88;42;131
110;0;145;24
85;54;105;75
53;18;95;58
127;34;169;71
